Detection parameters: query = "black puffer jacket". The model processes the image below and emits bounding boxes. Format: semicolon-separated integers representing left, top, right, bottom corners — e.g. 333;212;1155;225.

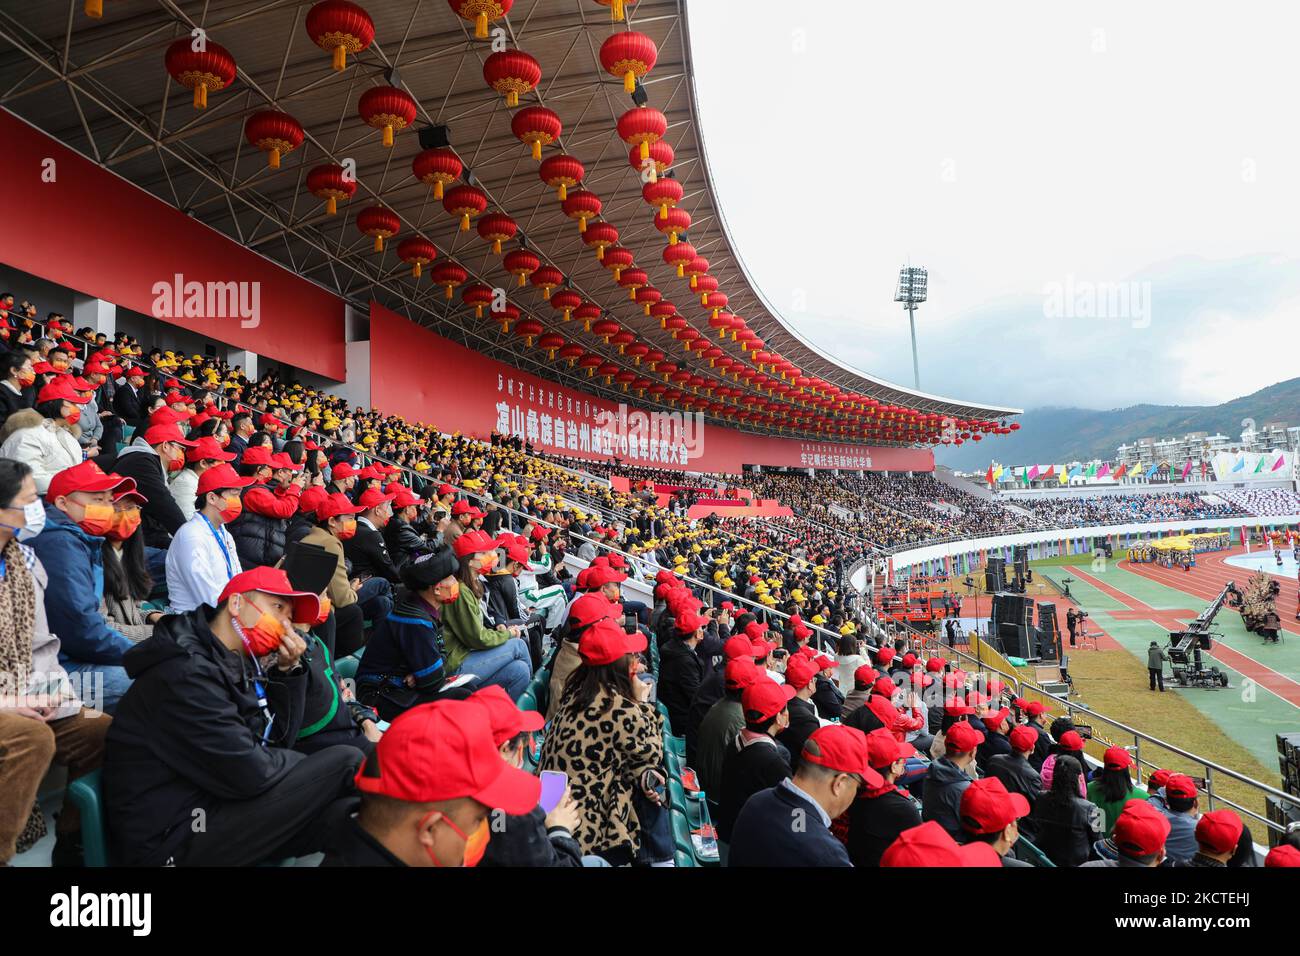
103;606;310;866
383;515;429;568
229;481;290;569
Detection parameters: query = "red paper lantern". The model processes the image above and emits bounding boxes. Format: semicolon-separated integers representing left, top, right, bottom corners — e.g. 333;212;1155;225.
591;318;621;343
430;261;468;299
462;283;495;318
694;275;718;300
562;189;602;232
307;164;356;215
511;106;561;160
635;286;662;316
654;207;691;244
503;248;540;286
558;343;585;366
663;241;695;278
579;354;604;376
618;106;666;162
305;0;375;71
642;176;683;218
530;265;563;298
600;31;657;94
582;222;619;260
448;0;513;39
539;154;584;201
477;212;518;254
574;302;601;331
514;318;544;347
165;38;237;110
626;342;650;365
483;49;541;107
632;140;674;181
490;301;520;334
357;206;400;252
611;330;637;354
358;85;417;147
550;289;582;322
651;302;677;328
412;148;462;200
443;184;488;231
595;0;633;23
619;268;648;301
601;247;634;281
397;237;438;277
244;111;304;169
537;332;565;358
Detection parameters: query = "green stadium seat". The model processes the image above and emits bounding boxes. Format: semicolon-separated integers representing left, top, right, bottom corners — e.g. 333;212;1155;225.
65;770;109;868
674;848;697;868
669;809;694;857
1015;836;1055;867
664;733;686;757
334;655;361;682
518;688;539;712
665;749;682;780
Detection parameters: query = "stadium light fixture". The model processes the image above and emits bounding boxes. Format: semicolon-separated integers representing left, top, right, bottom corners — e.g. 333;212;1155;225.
894;265;927;390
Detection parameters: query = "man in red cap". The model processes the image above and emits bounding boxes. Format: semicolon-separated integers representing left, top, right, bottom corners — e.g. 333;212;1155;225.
658;606;708;739
959;776;1033;866
847;728;922;867
382;486;431;569
776;654;823;771
1175;809;1246;868
299;492;370;658
879;820;1001;867
986;724;1043;833
323;698;540;867
1022;699;1053;770
227;444;303;570
109;420;194;548
30;462;141;713
1265;843;1300;867
104;566;363;866
345;487;402;586
1159;773;1203;864
728;725;882;867
842;663;878;719
1080;799;1171;867
922;719;982;841
695;653;759;796
169;434;236;521
717;678;796;843
164;462;255;614
444;498;479;549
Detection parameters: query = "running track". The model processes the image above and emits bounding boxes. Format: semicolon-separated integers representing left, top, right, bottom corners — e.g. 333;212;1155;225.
1067;559;1300;707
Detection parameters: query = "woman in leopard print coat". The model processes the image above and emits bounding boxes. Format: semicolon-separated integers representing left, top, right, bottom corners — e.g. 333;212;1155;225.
540;635;664;864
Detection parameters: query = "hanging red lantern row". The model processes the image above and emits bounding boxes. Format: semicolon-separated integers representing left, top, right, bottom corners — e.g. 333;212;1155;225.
430;261;468;299
412;148;462;200
244;111;304;169
358;85;417;147
632;140;674;183
484;49;541;107
602;247;634;281
443;184;488;230
397;237;438;277
536;332;565;358
574;302;601;331
165;38;237;110
477;212;517;253
600;31;657;94
307;164;356;215
448;0;513;39
654;207;691;245
503;248;539;286
511;106;561;160
530;265;563;298
642;176;682;218
618;106;666;162
305;0;375;71
618;268;648;301
562;189;602;232
611;330;637;354
694;275;719;303
550;289;582;322
462;283;495;318
514;318;544;347
357;206;400;252
651;302;677;328
539;154;584;201
582;222;619;260
490;302;520;334
684;256;709;288
591;318;621;344
558;343;585;366
635;286;661;315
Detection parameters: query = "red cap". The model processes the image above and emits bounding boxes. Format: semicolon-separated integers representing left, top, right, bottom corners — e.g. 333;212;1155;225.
529;525;550;542
981;707;1010;733
655;569;677;585
865;727;915;769
1147;768;1172;791
298;485;329;515
784;655;818;690
901;653;918;668
504;542;531;565
926;657;946;673
945;700;976;717
317;492;366;521
451;500;483;518
46;461;135;502
470;685;544;747
748;637;772;660
1059;730;1086;752
725;657;760;691
1009;725;1038;753
332;462;357;480
1103;746;1133;771
354;699;540;814
241;446;274;467
453;529;500;558
358;488;397;509
1265;845;1300;867
943;721;981;754
1195;809;1243;855
675;609;706;635
960;777;1031;835
743;621;768;642
141;423;197;448
794;646;817;661
800;726;884;787
148;406;189;428
813;654;835;672
872;677;899;698
393;489;424;509
568;593;616;630
36;378;91;405
196;463;256;497
218;566;320;625
186;436;236;463
578;617;647;666
723;635;753;660
586;564;627;588
269;452;303;472
719;601;734;612
880;821;1003;868
1164;773;1198;800
437;483;456;497
1112;799;1172;858
853;664;879;688
1024;701;1048;717
793;623;812;641
742;679;796;723
876;647;896;665
258;412;282;427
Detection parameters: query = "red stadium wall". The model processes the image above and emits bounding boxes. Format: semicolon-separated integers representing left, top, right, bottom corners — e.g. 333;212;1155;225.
369;303;933;474
0;109;346;380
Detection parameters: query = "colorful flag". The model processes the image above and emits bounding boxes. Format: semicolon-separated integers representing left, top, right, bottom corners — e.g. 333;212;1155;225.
1020;468;1031;487
1058;468;1069;485
1145;463;1160;479
1098;462;1111;478
1114;462;1128;479
986;463;995;486
1274;454;1287;471
1043;465;1055;478
993;464;1004;482
1069;464;1083;478
1085;462;1098;477
1254;455;1268;474
1231;455;1246;473
1028;465;1040;480
1181;459;1193;479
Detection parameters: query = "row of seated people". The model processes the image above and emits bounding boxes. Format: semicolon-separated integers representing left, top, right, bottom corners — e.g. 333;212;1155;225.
1012;491;1249;526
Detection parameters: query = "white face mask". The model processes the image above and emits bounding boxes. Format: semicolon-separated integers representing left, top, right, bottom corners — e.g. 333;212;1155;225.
1;499;46;541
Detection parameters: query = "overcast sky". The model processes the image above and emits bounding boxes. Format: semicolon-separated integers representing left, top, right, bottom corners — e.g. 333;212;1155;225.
685;1;1300;412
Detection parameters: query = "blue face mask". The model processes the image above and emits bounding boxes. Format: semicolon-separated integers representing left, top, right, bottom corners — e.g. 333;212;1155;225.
0;499;46;542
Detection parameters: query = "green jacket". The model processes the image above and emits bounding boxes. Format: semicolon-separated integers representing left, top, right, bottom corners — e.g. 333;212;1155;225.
440;584;510;675
1087;780;1149;836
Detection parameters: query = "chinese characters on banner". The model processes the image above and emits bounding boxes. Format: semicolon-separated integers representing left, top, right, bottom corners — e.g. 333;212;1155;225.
797;443;874;470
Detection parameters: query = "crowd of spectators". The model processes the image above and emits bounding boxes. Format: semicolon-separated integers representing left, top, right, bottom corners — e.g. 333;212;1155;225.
1217;488;1300;518
1011;492;1249;528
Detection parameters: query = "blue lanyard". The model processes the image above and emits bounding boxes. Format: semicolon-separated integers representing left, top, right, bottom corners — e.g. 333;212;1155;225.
200;513;235;581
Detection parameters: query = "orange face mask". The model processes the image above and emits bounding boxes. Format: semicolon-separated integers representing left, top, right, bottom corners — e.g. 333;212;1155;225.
337;518;358;540
314;596;332;626
220;495;243;523
75;502;115;537
106;507;141;542
424;813;490;868
18;370;35;387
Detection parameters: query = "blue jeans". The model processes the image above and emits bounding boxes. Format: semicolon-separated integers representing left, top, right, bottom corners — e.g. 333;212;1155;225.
60;660;132;716
356;577;393;626
459;638;532;700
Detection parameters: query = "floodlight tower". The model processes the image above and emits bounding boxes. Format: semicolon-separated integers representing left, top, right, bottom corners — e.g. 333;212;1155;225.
894;265;927;390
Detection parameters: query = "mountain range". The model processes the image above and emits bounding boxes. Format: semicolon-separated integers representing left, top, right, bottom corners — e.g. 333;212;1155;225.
933;378;1300;471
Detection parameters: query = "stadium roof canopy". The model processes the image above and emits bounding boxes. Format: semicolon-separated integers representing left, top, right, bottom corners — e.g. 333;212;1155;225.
0;0;1021;446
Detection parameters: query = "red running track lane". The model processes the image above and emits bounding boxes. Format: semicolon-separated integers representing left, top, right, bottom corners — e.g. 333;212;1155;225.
1069;562;1300;707
1123;546;1300;636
